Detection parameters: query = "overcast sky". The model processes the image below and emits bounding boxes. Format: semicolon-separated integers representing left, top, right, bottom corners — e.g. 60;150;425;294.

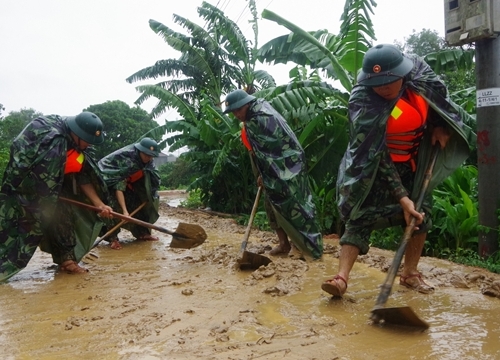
0;0;446;122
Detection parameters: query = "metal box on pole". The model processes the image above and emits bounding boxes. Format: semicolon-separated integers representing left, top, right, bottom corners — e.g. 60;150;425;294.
444;0;500;45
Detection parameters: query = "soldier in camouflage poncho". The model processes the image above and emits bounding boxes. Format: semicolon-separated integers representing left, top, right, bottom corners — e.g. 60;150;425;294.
224;90;323;260
321;44;475;297
0;112;112;282
98;138;161;249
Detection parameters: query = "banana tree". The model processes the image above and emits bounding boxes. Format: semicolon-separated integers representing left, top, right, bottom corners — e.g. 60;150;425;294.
126;1;279;212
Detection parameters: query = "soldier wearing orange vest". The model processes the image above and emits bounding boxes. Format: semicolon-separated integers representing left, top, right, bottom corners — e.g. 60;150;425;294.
321;44;475;297
0;112;113;282
98;138;161;249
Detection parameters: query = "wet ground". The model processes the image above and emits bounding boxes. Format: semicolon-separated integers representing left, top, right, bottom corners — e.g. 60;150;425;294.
1;191;500;359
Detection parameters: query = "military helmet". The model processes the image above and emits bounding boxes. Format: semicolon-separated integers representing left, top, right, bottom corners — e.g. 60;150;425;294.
66;111;104;145
357;44;413;87
134;137;160;157
223;89;256;114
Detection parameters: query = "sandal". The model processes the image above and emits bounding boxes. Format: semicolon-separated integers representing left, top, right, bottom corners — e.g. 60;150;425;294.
59;260;89;274
399;273;434;294
321;275;348;297
138;234;159;241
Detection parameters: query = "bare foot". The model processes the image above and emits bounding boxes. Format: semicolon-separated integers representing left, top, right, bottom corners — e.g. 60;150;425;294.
138;234;159;241
269;243;291;256
59;260;88;274
110;239;122;250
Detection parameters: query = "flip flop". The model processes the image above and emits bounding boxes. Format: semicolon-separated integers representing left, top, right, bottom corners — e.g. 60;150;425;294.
399;273;434;294
321;275;347;297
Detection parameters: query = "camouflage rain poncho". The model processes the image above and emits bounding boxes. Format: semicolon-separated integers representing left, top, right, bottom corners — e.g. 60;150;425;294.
0;115;106;282
244;99;323;259
338;55;476;222
98;144;160;238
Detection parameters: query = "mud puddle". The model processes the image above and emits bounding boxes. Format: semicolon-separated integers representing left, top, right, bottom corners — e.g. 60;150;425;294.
1;197;500;359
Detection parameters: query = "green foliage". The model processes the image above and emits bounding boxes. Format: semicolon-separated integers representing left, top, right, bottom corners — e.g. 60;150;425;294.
179;189;203;209
0;108;44;178
370;226;403;251
395;28;445;57
0;108;43;145
235;210;272;232
84;100;160;160
157;156;198;189
448;249;500;274
309;176;341;235
0;147;10;180
427;165;479;257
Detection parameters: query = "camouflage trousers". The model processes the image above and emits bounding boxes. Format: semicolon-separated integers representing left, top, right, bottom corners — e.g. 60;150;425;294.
42;199;81;264
0;193;44;282
340;162;432;255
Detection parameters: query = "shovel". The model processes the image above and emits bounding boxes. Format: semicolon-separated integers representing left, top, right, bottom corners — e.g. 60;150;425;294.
237;186;272;270
370;144;440;329
59;197;207;249
91;202;147;249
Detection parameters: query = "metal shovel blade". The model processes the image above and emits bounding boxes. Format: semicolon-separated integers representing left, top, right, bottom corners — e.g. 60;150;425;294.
371;306;429;329
238;250;272;270
169;235;206;249
169;222;207;249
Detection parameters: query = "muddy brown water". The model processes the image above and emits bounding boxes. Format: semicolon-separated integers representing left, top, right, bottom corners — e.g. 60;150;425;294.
1;194;500;359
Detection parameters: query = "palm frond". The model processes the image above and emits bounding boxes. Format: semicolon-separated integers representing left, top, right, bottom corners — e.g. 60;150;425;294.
261;10;352;91
134;85;196;120
424;48;475;73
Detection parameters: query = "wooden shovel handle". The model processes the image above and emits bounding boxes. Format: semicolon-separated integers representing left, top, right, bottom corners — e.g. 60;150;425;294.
373;144;440;310
240;186;263;254
92;202;147;248
59;197;175;236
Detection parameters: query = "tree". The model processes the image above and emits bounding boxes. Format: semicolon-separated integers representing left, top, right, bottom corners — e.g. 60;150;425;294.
395;28;446;57
126;1;279;213
0;108;43;145
0;108;44;178
84;100;160;160
157;155;198;189
127;1;358;215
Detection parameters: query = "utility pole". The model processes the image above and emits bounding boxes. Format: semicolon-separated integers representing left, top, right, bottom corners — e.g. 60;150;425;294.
476;37;500;257
444;0;500;258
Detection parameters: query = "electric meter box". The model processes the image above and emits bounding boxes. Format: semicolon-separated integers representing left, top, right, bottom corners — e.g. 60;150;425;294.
444;0;500;45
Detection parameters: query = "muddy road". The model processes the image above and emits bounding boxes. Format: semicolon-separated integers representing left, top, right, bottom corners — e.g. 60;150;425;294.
1;192;500;359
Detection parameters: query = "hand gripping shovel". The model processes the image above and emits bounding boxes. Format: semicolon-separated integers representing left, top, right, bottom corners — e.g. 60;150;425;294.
370;144;440;329
59;197;207;249
237;186;272;270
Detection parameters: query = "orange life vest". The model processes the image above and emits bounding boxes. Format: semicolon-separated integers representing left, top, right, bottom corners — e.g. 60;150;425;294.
127;170;144;190
386;90;428;171
241;127;252;151
64;149;85;174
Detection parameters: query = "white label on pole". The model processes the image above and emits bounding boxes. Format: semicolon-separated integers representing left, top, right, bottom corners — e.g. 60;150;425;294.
477;88;500;108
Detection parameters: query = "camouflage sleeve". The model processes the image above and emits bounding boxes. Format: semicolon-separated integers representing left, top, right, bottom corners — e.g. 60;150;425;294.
114;180;127;192
76;161;93;186
378;154;408;200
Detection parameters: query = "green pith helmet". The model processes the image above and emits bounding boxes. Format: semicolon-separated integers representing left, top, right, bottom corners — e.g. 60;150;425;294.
223;89;256;114
66;111;104;145
134;137;160;157
357;44;413;87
